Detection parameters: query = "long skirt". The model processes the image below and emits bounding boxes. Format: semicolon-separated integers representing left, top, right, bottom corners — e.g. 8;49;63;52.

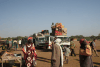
79;55;94;67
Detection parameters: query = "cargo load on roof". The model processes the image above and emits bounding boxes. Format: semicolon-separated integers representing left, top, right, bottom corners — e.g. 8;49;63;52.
51;23;67;36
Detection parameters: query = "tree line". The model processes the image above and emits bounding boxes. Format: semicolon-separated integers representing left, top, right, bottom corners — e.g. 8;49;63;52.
1;33;100;41
69;34;100;41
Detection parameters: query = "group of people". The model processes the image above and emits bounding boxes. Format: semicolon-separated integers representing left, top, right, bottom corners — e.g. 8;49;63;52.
0;37;99;67
0;38;28;51
51;37;99;67
0;39;19;51
0;38;37;67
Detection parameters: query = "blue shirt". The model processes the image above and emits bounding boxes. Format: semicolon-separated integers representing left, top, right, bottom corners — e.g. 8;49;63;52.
92;41;95;47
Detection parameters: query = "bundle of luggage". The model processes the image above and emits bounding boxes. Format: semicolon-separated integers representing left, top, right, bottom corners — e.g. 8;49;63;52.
51;23;67;36
37;33;43;36
41;30;49;35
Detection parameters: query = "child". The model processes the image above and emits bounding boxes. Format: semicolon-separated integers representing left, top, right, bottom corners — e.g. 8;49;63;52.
0;42;6;51
64;45;71;64
0;42;6;59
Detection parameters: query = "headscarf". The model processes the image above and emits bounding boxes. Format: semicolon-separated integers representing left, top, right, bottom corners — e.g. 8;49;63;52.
79;39;89;49
54;38;61;46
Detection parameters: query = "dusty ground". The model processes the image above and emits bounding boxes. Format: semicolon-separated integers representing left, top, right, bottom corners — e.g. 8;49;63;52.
0;41;100;67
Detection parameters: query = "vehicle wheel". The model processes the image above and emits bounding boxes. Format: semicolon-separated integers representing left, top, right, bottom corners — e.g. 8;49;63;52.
46;46;48;49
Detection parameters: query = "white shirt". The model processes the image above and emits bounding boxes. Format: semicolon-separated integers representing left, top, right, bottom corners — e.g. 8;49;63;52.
19;40;21;44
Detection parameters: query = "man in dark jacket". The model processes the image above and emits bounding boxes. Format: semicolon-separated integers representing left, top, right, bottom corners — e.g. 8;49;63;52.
90;39;99;57
6;39;9;50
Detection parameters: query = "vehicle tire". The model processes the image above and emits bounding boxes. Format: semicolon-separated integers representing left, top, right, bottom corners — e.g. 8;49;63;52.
46;46;48;49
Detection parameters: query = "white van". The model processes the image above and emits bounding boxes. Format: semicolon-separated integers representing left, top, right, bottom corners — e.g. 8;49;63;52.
55;35;70;51
34;36;46;48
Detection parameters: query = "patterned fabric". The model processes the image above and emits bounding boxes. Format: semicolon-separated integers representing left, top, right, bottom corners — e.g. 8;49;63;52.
26;44;34;67
22;43;37;67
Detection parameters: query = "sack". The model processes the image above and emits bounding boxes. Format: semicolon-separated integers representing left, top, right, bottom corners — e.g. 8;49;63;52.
79;45;92;56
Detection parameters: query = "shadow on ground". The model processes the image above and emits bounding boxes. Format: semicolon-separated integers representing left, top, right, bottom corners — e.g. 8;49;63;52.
93;62;100;65
37;56;51;63
0;63;20;67
93;62;100;67
75;59;80;61
97;50;100;52
36;48;52;52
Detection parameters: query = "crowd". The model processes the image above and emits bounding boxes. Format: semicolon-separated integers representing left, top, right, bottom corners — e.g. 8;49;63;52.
51;37;99;67
0;38;37;67
0;37;99;67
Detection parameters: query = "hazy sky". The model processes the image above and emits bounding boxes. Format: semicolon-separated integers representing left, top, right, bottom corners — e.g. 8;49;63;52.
0;0;100;38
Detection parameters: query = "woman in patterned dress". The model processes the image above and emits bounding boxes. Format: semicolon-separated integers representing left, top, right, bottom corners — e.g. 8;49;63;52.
22;39;37;67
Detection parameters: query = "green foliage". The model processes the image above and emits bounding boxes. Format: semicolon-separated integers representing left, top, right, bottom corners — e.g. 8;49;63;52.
69;35;84;41
84;37;92;41
1;38;6;40
17;36;22;40
69;35;100;41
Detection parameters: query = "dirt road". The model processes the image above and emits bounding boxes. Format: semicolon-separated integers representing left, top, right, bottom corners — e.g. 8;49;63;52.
36;40;100;67
0;41;100;67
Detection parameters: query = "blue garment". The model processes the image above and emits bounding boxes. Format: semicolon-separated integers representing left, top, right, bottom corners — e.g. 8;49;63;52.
14;42;18;50
64;47;71;56
6;40;9;44
9;41;12;44
12;40;14;48
92;41;95;47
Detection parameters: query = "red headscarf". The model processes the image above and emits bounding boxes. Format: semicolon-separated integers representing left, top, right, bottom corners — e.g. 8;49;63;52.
79;39;89;44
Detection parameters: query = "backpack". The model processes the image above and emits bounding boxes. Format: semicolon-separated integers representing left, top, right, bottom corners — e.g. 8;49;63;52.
79;45;92;56
90;42;93;49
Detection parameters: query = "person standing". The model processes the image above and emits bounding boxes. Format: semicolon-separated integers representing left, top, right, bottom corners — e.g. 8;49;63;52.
64;45;71;64
0;42;6;51
51;37;63;67
79;39;94;67
18;39;22;48
90;39;99;57
22;39;37;67
70;38;76;56
13;39;18;51
9;39;12;50
21;38;24;48
11;39;14;48
22;38;26;48
6;39;9;50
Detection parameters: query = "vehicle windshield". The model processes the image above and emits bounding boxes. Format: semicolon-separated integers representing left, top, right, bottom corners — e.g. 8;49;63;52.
38;38;45;42
58;37;70;42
